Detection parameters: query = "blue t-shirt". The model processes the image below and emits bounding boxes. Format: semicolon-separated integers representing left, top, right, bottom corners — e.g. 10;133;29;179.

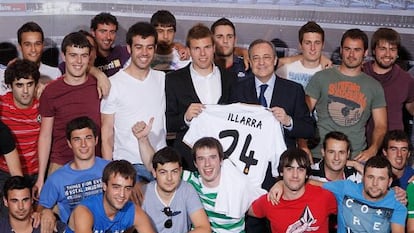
391;166;414;190
66;193;135;233
39;157;109;223
323;180;407;233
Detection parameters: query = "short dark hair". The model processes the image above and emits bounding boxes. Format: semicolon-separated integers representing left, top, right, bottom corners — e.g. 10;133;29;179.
3;176;32;199
150;10;176;32
277;148;311;176
322;131;351;152
0;42;18;66
192;137;224;161
152;147;182;170
371;27;400;53
5;59;40;85
364;155;393;179
186;23;214;48
61;31;92;55
211;17;236;36
248;39;277;58
90;12;118;31
340;28;369;51
382;129;411;151
126;22;157;47
65;116;98;141
17;22;44;45
298;21;324;43
102;160;136;186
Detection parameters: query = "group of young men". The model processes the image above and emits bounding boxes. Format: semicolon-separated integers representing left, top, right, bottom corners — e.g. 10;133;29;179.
0;7;414;233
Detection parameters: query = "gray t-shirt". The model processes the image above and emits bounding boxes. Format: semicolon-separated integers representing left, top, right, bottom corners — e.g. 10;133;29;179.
305;67;386;158
142;180;204;232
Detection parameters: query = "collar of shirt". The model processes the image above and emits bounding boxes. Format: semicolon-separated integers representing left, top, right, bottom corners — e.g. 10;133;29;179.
254;74;276;105
190;63;222;104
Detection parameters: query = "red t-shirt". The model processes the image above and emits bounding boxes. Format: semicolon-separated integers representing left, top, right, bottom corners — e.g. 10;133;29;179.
252;183;337;233
0;92;40;174
39;75;101;165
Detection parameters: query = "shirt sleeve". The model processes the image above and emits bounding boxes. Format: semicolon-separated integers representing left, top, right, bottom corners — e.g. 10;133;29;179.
0;121;15;155
251;194;270;218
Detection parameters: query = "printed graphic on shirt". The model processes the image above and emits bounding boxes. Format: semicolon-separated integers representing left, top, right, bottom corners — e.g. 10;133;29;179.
287;71;313;88
97;59;122;73
64;178;103;211
184;104;286;186
286;205;320;233
327;81;367;126
342;195;393;233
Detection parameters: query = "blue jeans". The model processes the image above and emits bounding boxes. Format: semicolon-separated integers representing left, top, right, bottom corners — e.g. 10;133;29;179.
133;164;154;183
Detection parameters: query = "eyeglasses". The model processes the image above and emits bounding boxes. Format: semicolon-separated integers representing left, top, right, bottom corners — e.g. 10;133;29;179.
163;207;173;229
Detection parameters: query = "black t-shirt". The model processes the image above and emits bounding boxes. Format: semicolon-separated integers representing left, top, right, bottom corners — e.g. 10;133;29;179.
0;121;15;155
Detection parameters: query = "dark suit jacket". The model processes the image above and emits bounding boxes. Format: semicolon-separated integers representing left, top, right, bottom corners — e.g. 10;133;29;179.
165;64;236;169
229;76;315;148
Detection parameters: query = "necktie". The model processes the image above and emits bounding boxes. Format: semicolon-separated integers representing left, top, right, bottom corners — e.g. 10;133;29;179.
259;84;268;107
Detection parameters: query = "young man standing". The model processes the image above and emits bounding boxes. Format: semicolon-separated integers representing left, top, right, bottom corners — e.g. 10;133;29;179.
142;147;210;233
249;148;337;233
90;12;130;77
150;10;190;71
211;17;253;80
38;116;108;225
17;22;61;82
166;23;236;171
363;28;414;145
101;22;166;182
305;28;387;162
34;32;101;198
66;160;155;233
0;176;65;233
276;21;324;88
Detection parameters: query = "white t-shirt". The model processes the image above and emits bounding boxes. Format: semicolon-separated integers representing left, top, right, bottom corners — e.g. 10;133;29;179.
276;60;322;88
101;69;167;163
39;62;61;80
183;103;286;187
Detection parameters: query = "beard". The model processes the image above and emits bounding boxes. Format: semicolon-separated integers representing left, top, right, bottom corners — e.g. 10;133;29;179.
374;56;395;70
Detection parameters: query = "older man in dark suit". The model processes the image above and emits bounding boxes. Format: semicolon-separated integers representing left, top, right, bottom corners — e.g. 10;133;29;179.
230;39;314;149
166;23;236;171
230;39;315;233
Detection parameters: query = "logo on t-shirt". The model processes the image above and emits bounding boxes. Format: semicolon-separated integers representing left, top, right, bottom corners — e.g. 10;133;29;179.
286;205;320;232
342;195;393;232
327;81;367;126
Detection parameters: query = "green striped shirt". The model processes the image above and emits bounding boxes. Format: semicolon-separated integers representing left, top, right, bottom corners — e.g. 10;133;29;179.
183;170;245;233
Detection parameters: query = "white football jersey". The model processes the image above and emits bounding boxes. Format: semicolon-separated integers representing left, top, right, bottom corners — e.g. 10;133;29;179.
184;103;286;187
